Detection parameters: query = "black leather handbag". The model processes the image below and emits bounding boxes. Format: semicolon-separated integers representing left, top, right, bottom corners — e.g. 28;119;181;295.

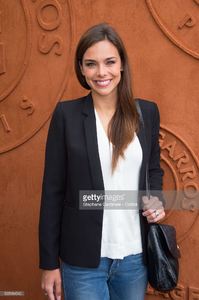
147;223;180;292
136;100;180;292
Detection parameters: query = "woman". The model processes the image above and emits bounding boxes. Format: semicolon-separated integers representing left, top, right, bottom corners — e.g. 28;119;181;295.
39;23;165;300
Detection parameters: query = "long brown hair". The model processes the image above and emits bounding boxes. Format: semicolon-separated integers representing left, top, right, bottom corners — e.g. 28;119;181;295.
75;23;139;172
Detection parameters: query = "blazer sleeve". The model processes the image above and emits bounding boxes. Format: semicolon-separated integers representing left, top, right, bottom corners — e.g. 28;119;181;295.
39;102;66;270
148;103;164;199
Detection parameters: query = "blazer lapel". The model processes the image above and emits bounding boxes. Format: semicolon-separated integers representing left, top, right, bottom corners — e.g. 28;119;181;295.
137;124;147;191
82;93;105;191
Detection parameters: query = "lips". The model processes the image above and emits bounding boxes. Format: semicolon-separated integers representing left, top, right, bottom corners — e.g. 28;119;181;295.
94;79;112;87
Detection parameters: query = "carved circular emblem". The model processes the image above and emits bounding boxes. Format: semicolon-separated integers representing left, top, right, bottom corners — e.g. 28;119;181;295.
0;0;74;153
160;125;199;242
0;1;31;102
146;0;199;59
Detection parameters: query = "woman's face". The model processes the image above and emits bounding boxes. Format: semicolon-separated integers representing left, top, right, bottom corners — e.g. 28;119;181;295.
81;40;122;99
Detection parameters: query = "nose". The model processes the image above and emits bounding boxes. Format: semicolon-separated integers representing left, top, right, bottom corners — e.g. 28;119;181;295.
97;64;107;77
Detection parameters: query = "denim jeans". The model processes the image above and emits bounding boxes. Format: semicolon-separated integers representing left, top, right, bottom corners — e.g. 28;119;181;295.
61;253;148;300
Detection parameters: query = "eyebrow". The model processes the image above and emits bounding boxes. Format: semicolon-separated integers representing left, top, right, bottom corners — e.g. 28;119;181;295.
83;57;117;62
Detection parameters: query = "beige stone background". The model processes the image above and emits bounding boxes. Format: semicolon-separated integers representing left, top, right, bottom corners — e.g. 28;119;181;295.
0;0;199;299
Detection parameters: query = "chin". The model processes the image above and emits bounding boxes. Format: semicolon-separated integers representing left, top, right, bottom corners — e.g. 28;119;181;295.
94;89;114;97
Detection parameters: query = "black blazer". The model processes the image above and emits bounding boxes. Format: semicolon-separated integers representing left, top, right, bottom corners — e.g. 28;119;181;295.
39;93;163;270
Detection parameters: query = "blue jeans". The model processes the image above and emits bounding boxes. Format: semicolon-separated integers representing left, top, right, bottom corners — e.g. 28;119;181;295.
61;253;148;300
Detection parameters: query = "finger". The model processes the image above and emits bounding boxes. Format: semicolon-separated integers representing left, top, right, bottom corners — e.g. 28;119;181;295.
142;207;164;217
145;210;157;220
142;209;152;217
45;286;55;300
142;196;150;205
142;196;160;211
147;209;165;223
145;196;160;210
41;283;49;299
143;207;164;219
149;198;163;211
54;279;62;300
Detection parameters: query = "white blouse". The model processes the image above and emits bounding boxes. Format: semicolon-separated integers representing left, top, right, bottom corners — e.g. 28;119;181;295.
95;109;143;259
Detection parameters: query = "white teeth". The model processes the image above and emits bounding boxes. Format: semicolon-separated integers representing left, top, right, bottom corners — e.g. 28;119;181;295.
95;80;111;87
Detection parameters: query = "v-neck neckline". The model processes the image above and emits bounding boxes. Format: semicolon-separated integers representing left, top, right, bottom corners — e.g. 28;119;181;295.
94;108;110;142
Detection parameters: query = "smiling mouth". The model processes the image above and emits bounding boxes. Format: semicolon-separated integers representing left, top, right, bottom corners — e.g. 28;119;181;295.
94;79;112;88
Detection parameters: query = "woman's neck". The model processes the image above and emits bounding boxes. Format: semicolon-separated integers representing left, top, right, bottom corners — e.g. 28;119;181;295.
92;91;117;115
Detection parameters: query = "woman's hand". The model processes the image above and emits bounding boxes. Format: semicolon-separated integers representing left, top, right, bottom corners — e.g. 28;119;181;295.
142;195;165;223
41;268;62;300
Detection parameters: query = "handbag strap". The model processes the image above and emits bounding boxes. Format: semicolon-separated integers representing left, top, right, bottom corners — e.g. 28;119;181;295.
136;100;166;211
135;100;150;199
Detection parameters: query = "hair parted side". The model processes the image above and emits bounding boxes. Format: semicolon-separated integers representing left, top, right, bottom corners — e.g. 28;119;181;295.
75;23;139;172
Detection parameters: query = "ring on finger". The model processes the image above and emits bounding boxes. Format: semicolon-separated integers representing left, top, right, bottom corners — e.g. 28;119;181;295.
154;209;159;218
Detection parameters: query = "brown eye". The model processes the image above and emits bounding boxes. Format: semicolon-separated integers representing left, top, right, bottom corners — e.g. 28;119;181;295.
85;62;95;67
107;60;116;65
